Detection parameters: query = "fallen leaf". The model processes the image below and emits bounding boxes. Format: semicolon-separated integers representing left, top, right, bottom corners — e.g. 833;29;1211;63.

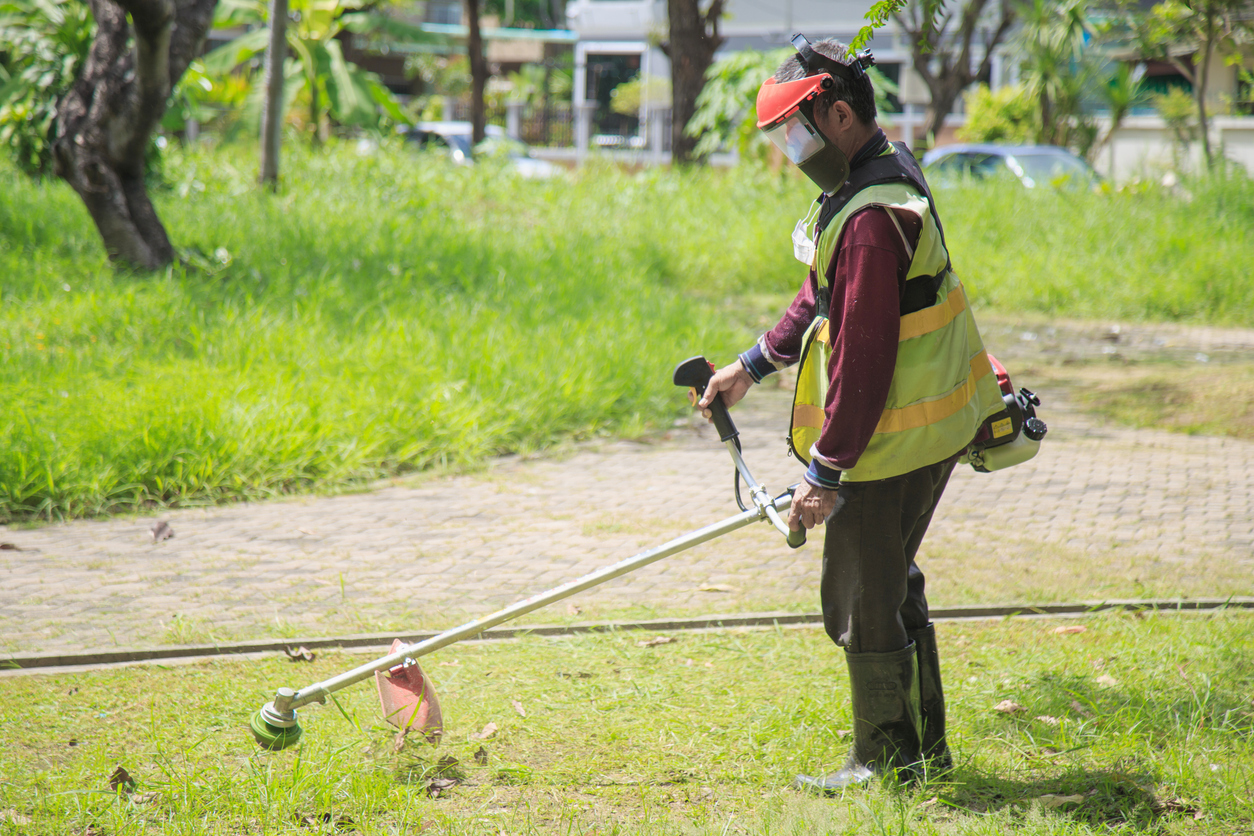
704;661;713;668
393;729;408;753
0;810;31;825
130;791;159;805
1052;625;1087;635
471;722;498;740
1034;715;1061;727
285;646;316;663
697;584;739;593
67;738;78;747
557;671;592;679
150;521;174;543
1153;796;1200;817
511;699;526;718
1069;700;1095;718
1194;810;1206;820
637;635;677;648
108;765;136;794
994;700;1027;715
437;659;461;667
566;603;582;616
0;543;21;551
836;729;852;738
1096;674;1118;687
474;746;488;765
67;687;78;696
296;812;355;831
426;777;459;798
1037;793;1086;809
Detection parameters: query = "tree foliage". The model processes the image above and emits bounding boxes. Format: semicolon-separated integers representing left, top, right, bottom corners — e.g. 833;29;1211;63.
0;0;94;175
1118;0;1254;168
201;0;418;135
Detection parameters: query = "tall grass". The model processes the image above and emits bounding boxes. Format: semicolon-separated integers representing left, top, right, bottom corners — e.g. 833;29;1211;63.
3;143;1252;521
939;174;1254;322
0;144;801;521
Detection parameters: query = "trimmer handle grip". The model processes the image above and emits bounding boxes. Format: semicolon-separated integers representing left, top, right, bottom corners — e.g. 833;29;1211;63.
673;356;739;443
786;526;806;549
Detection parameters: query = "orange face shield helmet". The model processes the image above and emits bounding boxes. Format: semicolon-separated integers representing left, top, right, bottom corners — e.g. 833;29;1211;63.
756;34;874;194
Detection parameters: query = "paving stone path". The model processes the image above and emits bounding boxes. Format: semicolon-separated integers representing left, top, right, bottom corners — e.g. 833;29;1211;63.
3;319;1253;656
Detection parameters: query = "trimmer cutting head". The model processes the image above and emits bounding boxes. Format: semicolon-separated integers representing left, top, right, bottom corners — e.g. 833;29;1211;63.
250;688;304;750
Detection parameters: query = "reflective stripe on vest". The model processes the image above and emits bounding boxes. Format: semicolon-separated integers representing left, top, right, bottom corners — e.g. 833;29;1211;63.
789;164;1003;482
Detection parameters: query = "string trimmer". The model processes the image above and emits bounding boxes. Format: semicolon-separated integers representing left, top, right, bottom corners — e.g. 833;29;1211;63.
249;356;806;750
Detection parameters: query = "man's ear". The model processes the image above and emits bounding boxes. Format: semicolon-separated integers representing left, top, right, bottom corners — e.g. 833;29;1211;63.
827;100;856;133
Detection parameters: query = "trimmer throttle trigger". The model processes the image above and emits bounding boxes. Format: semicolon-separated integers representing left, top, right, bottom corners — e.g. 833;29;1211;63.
673;356;740;443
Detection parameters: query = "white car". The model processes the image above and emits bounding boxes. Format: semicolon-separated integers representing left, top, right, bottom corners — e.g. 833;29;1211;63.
401;121;563;178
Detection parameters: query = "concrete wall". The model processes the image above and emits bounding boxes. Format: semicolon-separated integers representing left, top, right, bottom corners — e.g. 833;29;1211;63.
1095;115;1254;181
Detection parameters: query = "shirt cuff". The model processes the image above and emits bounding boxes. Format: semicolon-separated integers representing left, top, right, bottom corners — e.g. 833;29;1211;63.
738;344;778;384
805;457;842;490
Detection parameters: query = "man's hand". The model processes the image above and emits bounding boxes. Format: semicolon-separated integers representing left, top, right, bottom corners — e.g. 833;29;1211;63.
698;360;754;421
788;480;840;531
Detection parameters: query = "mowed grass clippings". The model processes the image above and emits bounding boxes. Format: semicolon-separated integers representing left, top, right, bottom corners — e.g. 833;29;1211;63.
3;146;1254;523
1;612;1251;834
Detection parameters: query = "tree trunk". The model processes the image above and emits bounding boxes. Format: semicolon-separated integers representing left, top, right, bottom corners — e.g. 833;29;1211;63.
897;0;1014;152
465;0;488;145
1195;8;1217;168
664;0;724;165
920;76;966;146
52;0;217;270
258;0;288;187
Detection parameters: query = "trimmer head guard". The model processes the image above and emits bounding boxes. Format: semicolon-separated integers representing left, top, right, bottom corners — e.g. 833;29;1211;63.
375;639;443;741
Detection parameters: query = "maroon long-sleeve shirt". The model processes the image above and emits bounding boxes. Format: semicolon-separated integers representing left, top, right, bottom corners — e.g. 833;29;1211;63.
741;204;922;485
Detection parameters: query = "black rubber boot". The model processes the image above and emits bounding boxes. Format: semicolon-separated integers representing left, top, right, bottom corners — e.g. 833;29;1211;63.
908;623;954;777
794;643;923;793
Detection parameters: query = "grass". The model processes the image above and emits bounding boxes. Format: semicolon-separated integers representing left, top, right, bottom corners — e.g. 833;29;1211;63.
1;611;1251;834
3;144;1254;522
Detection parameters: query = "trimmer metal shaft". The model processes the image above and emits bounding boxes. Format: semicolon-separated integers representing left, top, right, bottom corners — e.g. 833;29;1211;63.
263;490;796;725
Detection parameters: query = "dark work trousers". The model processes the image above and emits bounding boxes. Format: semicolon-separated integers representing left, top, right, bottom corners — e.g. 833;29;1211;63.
820;457;957;654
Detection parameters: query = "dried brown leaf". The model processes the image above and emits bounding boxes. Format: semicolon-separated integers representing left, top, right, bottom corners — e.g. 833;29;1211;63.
697;584;739;593
150;521;174;542
511;699;526;718
637;635;677;648
1052;625;1087;635
0;810;32;825
474;746;489;765
108;765;136;794
285;646;316;663
1034;715;1061;727
1036;793;1086;809
130;791;160;805
1068;699;1095;717
566;603;582;616
0;543;22;551
994;700;1027;715
393;729;408;753
471;722;498;740
1096;674;1119;688
437;660;461;667
426;777;459;798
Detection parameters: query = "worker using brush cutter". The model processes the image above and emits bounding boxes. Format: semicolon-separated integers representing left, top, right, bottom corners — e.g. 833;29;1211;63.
699;36;1005;792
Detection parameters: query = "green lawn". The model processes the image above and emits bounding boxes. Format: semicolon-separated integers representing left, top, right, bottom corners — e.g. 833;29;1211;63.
2;144;1252;522
1;611;1251;834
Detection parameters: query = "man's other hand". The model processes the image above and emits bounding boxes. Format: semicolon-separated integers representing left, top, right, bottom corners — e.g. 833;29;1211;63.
698;360;754;420
788;481;839;531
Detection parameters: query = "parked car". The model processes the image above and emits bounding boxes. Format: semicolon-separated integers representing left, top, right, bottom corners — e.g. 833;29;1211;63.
921;144;1100;189
400;121;563;178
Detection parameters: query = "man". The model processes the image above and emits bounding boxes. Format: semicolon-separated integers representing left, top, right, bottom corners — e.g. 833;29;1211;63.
699;36;1004;791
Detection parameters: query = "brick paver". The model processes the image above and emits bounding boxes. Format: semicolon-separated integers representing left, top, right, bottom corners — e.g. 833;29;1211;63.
3;319;1253;655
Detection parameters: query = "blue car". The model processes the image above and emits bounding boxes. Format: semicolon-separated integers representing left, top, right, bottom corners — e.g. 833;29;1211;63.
921;143;1100;189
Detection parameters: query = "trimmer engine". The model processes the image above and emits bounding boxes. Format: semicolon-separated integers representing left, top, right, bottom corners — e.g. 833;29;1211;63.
964;355;1048;473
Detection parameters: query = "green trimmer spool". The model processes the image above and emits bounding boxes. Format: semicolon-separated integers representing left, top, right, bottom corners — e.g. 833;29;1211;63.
250;688;303;751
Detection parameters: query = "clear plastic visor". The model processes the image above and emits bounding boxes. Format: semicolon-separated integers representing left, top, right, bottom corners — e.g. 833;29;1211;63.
763;112;826;165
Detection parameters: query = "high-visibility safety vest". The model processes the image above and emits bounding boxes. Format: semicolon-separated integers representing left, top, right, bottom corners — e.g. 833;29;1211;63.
790;143;1004;482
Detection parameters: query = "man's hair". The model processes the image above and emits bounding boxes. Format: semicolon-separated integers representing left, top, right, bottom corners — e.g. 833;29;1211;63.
774;38;877;125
